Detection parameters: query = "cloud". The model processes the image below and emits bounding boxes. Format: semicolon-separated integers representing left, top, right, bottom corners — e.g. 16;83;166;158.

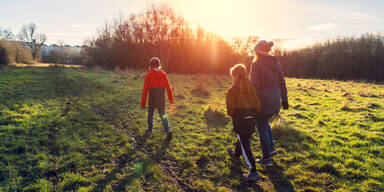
350;11;382;22
67;24;90;29
271;38;294;42
49;32;93;37
308;22;339;32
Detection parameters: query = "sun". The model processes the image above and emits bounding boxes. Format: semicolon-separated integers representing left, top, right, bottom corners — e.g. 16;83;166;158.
170;0;287;41
171;0;252;39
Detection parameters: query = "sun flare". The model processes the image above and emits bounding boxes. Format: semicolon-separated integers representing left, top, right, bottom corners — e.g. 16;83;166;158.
171;0;284;40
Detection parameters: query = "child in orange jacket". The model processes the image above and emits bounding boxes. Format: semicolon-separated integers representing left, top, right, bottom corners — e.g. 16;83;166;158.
141;57;174;139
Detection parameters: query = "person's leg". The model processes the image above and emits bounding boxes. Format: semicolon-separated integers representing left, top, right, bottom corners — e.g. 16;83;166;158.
236;134;256;173
236;134;261;181
228;116;241;163
267;121;276;152
255;117;271;160
227;139;241;163
146;105;155;132
234;139;242;158
157;105;171;133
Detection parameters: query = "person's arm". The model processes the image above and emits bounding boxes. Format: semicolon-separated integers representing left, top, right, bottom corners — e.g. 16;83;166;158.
165;75;175;104
250;62;260;90
226;88;236;117
140;74;150;107
277;62;289;109
250;86;261;112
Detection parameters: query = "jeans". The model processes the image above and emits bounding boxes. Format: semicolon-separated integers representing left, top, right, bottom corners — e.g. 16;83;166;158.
255;116;271;159
148;104;171;133
267;122;275;151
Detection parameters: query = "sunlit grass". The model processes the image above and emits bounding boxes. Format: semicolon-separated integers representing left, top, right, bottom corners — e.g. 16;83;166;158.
0;67;383;191
8;63;82;68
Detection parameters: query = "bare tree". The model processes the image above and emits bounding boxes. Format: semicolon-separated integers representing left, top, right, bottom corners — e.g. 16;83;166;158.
0;28;14;41
83;4;243;73
230;37;243;53
19;23;47;60
245;36;259;55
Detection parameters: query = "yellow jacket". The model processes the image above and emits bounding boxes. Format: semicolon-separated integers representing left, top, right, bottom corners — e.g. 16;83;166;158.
226;78;261;117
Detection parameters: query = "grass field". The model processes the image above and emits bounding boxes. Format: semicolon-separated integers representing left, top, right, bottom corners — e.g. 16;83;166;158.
0;66;383;192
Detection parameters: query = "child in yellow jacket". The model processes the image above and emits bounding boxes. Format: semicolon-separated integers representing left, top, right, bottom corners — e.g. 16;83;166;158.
226;64;261;182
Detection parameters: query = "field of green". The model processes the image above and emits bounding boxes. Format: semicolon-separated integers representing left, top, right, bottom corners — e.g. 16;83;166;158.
0;66;383;192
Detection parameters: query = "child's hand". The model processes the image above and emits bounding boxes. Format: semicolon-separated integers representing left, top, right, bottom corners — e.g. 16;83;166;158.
169;103;175;112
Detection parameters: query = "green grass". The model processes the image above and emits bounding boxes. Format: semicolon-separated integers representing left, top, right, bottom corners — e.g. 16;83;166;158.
0;66;383;191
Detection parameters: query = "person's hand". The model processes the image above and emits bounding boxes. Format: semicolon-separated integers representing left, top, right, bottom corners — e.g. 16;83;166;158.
141;106;147;110
282;101;289;110
169;103;175;112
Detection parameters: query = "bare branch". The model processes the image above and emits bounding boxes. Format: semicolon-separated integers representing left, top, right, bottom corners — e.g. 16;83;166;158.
18;23;47;60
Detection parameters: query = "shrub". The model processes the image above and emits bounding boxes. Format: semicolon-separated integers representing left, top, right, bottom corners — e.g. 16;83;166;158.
0;40;32;65
0;44;7;65
192;82;210;96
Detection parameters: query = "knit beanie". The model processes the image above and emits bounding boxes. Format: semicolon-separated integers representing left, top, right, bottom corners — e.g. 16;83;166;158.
149;57;161;68
254;40;274;55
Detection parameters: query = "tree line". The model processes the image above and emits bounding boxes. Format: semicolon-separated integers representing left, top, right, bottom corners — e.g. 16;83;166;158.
278;34;384;81
84;4;384;81
83;4;255;74
1;4;383;81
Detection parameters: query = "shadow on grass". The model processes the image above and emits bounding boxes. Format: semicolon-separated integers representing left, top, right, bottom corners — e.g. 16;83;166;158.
91;134;172;192
112;139;171;191
264;164;296;192
0;68;110;106
228;160;294;192
272;118;316;152
91;133;150;192
229;162;264;192
203;107;230;127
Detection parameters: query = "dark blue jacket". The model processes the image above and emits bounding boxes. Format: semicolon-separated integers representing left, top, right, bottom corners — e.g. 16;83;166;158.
250;55;288;117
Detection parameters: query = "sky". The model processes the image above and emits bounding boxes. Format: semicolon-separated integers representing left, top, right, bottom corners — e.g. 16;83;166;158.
0;0;383;49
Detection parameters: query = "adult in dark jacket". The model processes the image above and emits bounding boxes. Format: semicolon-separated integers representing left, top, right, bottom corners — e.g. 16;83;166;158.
250;40;289;166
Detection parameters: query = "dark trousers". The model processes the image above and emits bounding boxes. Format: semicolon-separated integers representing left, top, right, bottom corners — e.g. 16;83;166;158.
147;87;171;133
232;108;257;172
147;104;171;133
234;134;256;172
